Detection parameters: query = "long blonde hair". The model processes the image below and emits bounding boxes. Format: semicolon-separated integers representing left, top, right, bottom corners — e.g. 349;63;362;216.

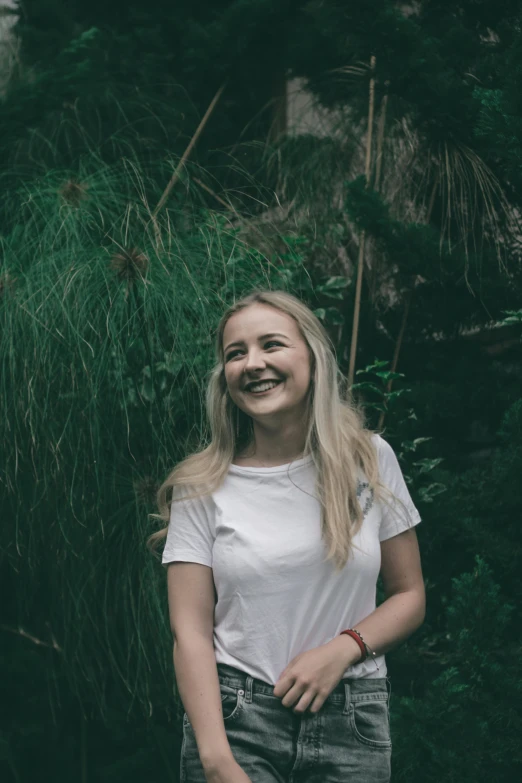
149;289;393;571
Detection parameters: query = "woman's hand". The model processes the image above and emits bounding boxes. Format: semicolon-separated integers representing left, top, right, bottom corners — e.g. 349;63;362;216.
273;636;360;714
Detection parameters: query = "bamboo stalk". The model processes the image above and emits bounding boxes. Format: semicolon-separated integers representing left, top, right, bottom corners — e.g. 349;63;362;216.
153;83;226;219
347;229;367;387
374;91;388;191
347;56;376;390
363;58;377;181
369;89;389;302
377;288;412;429
191;176;238;214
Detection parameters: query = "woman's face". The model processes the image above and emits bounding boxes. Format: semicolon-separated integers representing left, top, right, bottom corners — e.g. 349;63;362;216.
223;303;312;426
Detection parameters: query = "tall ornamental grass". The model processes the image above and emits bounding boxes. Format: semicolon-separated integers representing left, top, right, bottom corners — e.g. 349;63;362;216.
0;153;302;718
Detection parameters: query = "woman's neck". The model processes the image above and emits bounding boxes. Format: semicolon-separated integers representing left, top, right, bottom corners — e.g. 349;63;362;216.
232;450;306;468
234;423;308;467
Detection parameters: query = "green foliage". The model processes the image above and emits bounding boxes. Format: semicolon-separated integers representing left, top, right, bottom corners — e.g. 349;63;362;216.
345;177;464;282
2;1;522;780
354;358;522;780
0;154;312;732
474;24;522;189
353;359;447;505
392;554;522;781
352;358;407;415
499;308;522;329
386;394;522;779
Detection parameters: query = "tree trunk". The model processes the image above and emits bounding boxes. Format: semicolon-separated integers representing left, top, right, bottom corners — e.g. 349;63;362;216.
347;56;376;390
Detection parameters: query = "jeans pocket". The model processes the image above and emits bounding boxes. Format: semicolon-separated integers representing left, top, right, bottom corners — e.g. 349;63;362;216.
350;696;392;748
181;684;244;730
220;682;244;722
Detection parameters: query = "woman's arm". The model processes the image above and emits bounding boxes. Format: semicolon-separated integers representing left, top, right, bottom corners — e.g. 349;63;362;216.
273;527;425;713
335;527;426;664
167;563;234;772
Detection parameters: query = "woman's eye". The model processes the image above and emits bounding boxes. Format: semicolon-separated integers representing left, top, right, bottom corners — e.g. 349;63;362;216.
225;341;282;362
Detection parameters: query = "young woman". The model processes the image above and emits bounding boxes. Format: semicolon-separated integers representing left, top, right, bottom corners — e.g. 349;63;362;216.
153;289;425;783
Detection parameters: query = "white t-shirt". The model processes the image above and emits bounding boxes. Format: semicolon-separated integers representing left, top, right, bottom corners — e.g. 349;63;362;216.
162;433;421;684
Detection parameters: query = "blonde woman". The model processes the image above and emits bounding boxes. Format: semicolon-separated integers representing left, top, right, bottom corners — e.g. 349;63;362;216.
153;290;425;783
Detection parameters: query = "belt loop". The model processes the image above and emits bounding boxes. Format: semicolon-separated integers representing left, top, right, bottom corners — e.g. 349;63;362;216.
244;675;253;703
386;675;392;709
343;681;351;715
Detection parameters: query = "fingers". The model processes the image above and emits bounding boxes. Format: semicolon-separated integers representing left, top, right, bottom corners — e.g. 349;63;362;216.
282;685;318;713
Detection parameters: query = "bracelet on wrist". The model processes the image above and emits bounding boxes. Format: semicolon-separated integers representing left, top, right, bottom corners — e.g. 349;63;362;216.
340;628;380;672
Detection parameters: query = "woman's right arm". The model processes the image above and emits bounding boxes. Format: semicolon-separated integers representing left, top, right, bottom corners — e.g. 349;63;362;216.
167;562;246;778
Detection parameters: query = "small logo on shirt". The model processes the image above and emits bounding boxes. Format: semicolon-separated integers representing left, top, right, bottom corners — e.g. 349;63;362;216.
357;480;374;517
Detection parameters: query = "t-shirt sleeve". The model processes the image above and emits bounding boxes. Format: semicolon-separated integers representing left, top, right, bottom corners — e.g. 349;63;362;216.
161;487;215;568
373;434;422;542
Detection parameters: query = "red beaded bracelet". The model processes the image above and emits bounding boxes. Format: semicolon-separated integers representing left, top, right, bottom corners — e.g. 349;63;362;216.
340;629;367;662
340;629;380;671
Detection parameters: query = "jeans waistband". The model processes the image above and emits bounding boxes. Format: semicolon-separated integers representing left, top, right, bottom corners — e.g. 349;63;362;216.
217;662;391;706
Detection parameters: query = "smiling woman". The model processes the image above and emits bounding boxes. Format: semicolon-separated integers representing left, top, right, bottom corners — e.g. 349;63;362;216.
150;289;424;783
222;303;313;467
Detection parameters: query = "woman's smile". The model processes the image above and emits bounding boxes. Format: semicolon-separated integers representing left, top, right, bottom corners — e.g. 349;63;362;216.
244;380;284;396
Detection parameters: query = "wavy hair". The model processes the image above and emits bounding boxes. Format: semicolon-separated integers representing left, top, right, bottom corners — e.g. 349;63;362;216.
149;289;394;571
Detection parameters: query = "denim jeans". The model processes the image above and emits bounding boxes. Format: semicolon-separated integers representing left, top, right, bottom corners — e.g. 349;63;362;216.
180;662;392;782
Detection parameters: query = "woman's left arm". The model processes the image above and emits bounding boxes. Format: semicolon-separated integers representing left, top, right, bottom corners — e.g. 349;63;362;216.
274;528;425;713
332;527;426;665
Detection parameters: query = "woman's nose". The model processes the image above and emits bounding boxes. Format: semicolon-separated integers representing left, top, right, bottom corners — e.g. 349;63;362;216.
243;349;266;371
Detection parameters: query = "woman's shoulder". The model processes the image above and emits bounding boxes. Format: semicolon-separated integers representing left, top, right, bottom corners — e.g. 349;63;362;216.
367;432;400;476
369;431;392;455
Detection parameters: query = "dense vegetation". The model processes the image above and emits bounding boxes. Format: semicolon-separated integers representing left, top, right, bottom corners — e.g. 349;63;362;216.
1;1;522;781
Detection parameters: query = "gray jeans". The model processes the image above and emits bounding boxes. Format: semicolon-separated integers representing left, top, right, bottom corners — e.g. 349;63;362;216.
180;662;392;782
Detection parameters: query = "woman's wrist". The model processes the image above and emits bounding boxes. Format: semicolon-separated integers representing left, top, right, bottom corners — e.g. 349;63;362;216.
329;633;364;667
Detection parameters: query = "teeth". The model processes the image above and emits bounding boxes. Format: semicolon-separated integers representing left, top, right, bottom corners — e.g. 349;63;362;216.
247;380;280;392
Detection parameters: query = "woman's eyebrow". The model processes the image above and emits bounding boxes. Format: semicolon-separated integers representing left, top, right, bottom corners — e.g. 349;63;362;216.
224;332;288;352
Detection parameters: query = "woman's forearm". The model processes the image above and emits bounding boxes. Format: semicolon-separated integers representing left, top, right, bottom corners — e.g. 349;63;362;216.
174;637;234;771
331;588;426;666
